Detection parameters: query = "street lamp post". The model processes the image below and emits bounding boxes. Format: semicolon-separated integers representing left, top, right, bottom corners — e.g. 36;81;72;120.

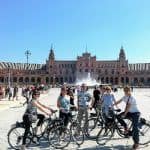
25;50;31;85
8;65;11;88
25;50;31;70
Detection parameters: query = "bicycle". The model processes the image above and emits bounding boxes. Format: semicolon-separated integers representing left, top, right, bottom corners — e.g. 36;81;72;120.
48;106;84;149
7;110;58;150
96;108;150;146
7;121;40;150
84;107;103;139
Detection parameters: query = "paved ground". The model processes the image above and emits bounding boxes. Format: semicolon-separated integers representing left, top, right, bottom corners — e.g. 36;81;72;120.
0;88;150;150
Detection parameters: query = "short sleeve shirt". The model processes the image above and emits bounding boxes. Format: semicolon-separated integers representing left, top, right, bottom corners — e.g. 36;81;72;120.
25;99;37;115
78;91;91;108
102;93;115;108
121;95;139;113
58;95;70;113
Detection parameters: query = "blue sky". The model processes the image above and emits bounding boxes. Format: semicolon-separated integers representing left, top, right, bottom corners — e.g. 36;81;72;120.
0;0;150;64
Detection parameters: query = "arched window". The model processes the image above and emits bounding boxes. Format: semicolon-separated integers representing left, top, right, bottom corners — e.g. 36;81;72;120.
60;77;63;83
13;77;17;82
126;77;129;84
110;77;113;84
101;77;104;83
55;77;59;83
134;78;138;85
19;77;23;83
105;77;109;83
121;77;124;84
140;77;144;83
31;77;35;83
37;77;41;83
25;77;29;83
0;77;4;83
147;78;150;85
46;77;49;84
115;77;118;84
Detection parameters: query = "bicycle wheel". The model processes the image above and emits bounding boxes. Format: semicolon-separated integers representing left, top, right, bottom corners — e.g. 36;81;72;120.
96;126;114;146
48;126;71;149
139;122;150;145
8;126;31;150
70;122;84;146
85;118;102;139
116;118;132;137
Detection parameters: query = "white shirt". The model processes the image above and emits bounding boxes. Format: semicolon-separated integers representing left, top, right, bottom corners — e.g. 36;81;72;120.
122;95;139;113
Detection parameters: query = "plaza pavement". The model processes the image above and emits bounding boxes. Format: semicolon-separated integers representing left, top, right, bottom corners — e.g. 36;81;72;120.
0;88;150;150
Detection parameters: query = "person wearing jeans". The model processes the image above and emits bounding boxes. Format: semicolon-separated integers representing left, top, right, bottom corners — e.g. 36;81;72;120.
114;86;140;150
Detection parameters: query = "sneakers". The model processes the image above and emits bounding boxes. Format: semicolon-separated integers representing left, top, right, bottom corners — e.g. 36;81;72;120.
132;143;139;150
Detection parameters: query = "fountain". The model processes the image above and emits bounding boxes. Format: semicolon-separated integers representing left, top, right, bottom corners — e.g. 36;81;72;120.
75;72;100;86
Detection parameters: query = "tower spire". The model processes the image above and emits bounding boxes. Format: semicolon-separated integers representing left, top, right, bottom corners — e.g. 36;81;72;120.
49;44;55;60
119;46;126;60
85;44;88;53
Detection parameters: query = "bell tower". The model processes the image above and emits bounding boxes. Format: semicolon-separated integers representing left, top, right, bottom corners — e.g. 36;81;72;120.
46;45;56;74
119;46;126;61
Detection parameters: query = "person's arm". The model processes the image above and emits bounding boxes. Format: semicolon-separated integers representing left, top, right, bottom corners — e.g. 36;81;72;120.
57;98;60;108
112;94;119;109
89;96;94;108
113;99;123;106
37;101;54;112
33;101;50;115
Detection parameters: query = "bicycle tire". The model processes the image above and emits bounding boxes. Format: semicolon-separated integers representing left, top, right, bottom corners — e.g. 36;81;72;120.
48;126;71;149
96;126;114;146
139;122;150;145
8;126;31;150
70;122;84;146
84;117;102;139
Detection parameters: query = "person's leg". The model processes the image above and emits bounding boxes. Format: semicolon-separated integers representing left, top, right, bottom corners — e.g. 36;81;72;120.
131;113;140;148
116;112;128;130
22;115;31;145
84;108;89;133
37;114;45;127
63;112;70;127
77;108;84;131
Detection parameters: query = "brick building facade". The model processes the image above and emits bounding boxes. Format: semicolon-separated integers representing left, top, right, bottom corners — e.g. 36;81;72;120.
0;46;150;86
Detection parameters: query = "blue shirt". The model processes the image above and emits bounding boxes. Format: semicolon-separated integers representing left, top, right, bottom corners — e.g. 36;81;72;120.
58;95;70;113
102;93;115;116
78;91;91;108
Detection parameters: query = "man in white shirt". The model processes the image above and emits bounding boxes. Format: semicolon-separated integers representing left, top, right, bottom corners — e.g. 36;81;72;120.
114;86;140;150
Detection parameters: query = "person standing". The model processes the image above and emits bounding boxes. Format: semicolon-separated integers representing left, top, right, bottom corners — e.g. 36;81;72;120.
13;85;18;100
77;83;92;131
57;86;71;127
92;85;101;113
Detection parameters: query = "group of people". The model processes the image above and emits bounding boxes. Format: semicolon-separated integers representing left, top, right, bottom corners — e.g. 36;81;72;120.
0;85;18;100
21;83;140;150
93;85;140;150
